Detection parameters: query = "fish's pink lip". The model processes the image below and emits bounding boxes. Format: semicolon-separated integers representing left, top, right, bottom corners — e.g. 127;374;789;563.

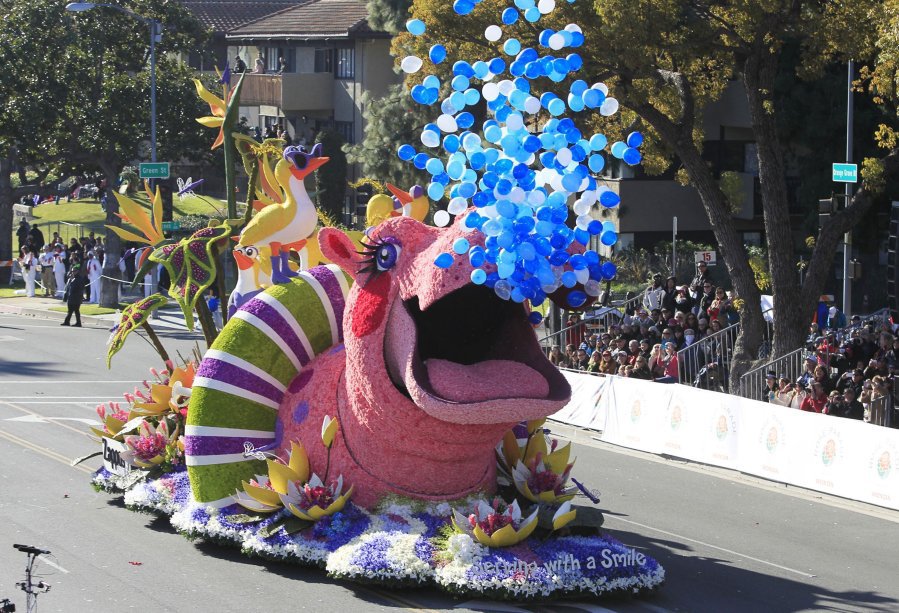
383;284;571;425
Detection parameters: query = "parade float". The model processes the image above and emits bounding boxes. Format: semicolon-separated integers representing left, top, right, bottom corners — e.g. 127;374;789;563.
81;0;665;601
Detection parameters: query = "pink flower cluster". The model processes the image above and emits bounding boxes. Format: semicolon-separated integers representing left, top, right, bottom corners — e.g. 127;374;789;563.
96;402;129;426
297;483;334;510
468;497;515;536
129;433;167;462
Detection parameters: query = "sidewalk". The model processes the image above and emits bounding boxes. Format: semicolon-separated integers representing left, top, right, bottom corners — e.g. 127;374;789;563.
0;294;192;330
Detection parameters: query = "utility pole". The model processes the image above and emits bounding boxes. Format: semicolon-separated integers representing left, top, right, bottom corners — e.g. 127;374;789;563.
842;60;854;317
672;216;678;276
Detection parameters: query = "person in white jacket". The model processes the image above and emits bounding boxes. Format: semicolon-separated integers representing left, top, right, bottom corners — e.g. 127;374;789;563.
19;246;36;297
52;244;67;298
86;251;102;303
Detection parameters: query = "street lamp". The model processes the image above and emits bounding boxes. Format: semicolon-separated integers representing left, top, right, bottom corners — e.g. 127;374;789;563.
65;3;160;163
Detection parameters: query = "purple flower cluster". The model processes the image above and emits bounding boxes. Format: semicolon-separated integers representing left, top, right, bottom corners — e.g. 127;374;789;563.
414;512;448;538
312;505;370;549
414;536;434;566
349;534;392;572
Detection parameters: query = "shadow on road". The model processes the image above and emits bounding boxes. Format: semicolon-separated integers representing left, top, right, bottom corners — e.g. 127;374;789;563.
0;356;66;378
602;522;899;613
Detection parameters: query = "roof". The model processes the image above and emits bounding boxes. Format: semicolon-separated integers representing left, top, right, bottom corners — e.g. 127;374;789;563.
226;0;380;39
180;1;303;33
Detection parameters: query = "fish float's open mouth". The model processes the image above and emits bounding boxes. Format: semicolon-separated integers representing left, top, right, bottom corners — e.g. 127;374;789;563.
384;284;571;424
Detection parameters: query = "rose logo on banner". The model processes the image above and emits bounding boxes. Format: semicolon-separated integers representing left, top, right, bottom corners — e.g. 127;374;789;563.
814;427;844;469
766;426;779;452
715;415;729;441
630;400;642;423
669;405;683;431
822;439;837;466
877;451;892;479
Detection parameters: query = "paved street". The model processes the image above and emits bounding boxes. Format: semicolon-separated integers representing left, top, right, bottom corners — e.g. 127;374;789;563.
1;314;898;612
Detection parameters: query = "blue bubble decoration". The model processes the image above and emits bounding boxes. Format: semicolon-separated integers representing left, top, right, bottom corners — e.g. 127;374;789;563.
528;311;543;324
434;253;454;268
397;144;416;161
429;44;447;64
622;147;642;166
406;19;426;35
452;238;470;254
471;268;488;284
453;0;475;14
600;230;617;246
626;131;644;148
601;261;617;279
567;290;587;308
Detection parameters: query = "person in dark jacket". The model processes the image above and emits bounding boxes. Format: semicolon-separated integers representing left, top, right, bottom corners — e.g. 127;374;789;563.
61;253;86;327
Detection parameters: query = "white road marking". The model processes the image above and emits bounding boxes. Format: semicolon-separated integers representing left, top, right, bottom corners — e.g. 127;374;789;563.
4;415;100;426
0;335;23;341
38;557;69;574
603;515;816;578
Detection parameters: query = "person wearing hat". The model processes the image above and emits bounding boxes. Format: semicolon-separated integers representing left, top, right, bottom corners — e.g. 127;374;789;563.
796;355;818;388
763;370;778;402
642;273;665;312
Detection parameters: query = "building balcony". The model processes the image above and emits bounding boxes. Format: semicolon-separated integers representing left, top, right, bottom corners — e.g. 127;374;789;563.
237;72;335;112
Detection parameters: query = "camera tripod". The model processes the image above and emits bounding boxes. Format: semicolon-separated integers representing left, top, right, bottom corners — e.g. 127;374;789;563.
4;544;52;613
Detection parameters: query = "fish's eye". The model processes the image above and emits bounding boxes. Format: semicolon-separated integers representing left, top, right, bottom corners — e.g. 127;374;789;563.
245;246;258;258
375;242;400;271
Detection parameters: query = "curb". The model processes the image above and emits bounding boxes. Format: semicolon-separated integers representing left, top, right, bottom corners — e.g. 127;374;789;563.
0;302;113;327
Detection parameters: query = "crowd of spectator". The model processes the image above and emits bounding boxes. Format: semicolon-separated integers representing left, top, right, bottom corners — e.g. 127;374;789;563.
552;262;737;383
761;317;898;424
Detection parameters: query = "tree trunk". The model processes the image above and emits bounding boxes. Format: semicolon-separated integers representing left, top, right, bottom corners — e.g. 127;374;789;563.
99;161;122;309
742;52;807;356
0;156;14;284
632;87;765;374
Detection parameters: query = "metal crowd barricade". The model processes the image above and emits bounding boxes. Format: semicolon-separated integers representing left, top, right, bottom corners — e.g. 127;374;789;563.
538;290;645;353
677;322;740;390
737;347;805;402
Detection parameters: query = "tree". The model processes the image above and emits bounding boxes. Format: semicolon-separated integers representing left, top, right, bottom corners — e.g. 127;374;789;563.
314;130;348;222
0;0;211;303
366;0;411;34
396;0;899;376
344;84;431;190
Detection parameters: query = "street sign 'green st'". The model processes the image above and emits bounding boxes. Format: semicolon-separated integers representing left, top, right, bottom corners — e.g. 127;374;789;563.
832;163;857;183
139;162;170;179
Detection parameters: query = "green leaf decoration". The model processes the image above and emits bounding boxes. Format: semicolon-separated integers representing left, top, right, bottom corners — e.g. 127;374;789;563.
149;223;232;329
257;517;287;538
106;293;170;368
282;517;313;535
223;513;266;525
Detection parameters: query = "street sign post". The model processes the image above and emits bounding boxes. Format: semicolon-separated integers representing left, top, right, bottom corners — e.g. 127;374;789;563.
832;163;857;183
161;221;181;232
139;162;170;179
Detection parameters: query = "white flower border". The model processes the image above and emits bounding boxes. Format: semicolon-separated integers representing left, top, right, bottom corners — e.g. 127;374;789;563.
95;470;666;600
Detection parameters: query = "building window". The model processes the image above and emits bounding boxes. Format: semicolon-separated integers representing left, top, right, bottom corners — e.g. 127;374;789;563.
336;47;355;79
335;121;354;144
314;48;333;73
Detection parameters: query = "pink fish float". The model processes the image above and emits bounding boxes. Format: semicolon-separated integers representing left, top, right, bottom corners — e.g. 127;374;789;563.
186;214;570;508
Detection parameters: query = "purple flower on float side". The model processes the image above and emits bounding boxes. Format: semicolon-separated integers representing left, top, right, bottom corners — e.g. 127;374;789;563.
349;534;392;572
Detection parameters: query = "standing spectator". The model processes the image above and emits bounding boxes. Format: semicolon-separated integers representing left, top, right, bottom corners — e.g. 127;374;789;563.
661;276;678;313
800;382;828;413
642;273;665;312
648;344;666;378
38;245;55;297
17;219;30;251
28;223;45;253
61;253;85;327
548;345;564;367
839;387;865;420
826;306;847;330
86;251;102;303
234;55;247;73
674;285;694;316
690;261;712;300
762;371;778;402
698;282;716;319
254;54;265;73
278;56;287;74
631;356;652;380
657;342;680;382
796;355;818;388
19;246;36;297
52;244;66;297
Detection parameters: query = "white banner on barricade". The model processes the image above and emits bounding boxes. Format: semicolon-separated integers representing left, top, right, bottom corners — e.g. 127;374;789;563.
552;372;899;511
553;370;610;430
597;377;665;454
